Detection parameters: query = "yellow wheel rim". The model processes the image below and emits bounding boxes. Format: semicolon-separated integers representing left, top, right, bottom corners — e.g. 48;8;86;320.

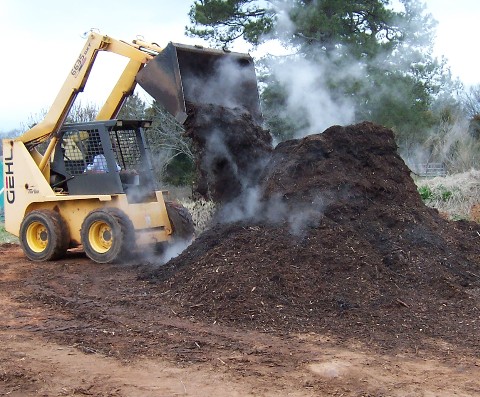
88;220;113;254
26;221;48;253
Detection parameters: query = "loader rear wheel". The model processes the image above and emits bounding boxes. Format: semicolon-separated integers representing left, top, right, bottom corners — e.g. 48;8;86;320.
20;210;70;261
81;208;135;264
165;201;195;241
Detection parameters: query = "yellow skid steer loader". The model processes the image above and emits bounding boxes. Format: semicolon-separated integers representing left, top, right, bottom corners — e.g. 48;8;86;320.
2;32;261;263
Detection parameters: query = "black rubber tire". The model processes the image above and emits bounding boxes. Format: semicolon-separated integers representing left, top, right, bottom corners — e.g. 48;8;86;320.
19;209;70;261
81;208;135;264
165;201;195;241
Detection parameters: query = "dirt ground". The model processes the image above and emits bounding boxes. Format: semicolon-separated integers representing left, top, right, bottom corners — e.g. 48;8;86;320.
1;243;479;397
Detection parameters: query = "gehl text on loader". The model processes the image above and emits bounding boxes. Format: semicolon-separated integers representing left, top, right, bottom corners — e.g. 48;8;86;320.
2;31;261;264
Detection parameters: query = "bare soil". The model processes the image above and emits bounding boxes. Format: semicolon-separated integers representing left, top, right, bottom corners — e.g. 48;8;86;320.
1;122;479;396
1;243;480;397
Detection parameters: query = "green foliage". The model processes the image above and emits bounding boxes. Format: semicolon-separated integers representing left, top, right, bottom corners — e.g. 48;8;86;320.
163;153;195;186
187;0;275;47
188;0;457;149
417;183;456;203
418;185;432;201
287;0;453;143
288;0;400;55
440;186;453;201
354;68;437;142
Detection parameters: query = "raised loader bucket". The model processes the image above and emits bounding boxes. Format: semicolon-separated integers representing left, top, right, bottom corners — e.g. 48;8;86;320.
136;43;262;123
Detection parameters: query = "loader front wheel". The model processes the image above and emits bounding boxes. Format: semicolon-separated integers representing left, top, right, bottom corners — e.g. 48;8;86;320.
81;208;135;264
20;210;70;261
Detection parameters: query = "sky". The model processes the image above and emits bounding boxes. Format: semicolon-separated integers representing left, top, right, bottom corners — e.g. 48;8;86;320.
0;0;479;133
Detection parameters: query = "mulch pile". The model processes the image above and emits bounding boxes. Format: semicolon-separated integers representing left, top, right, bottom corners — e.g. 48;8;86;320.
146;121;480;351
184;103;272;203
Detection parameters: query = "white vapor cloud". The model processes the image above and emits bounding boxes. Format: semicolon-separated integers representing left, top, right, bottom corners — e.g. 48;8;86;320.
268;55;356;137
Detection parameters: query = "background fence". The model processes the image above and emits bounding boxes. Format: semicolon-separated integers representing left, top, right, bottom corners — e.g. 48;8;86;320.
411;162;447;177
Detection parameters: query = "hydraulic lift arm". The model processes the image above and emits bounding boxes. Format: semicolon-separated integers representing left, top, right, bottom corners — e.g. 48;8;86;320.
18;32;158;173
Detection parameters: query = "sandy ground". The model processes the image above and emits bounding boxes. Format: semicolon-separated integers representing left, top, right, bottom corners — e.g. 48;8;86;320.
1;243;479;397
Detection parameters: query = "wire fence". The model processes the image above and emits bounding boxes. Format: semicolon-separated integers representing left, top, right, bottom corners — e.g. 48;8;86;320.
412;162;447;177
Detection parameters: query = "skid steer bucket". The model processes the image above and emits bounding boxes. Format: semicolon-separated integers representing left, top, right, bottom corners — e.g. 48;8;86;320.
136;43;261;123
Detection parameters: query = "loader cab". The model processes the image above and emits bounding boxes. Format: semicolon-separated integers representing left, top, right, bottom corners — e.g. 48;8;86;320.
50;119;156;202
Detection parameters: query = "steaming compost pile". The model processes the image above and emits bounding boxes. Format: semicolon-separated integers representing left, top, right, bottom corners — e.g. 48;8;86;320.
184;103;272;202
148;121;480;350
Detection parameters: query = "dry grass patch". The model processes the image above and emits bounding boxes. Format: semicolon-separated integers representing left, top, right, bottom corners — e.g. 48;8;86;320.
415;169;480;221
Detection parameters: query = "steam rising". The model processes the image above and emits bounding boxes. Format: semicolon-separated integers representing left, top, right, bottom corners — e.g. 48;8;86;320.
182;55;261;121
402;109;478;174
216;187;262;223
267;55;356;137
256;1;359;138
137;238;193;268
184;57;257;112
217;187;329;237
159;239;192;263
203;128;239;182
